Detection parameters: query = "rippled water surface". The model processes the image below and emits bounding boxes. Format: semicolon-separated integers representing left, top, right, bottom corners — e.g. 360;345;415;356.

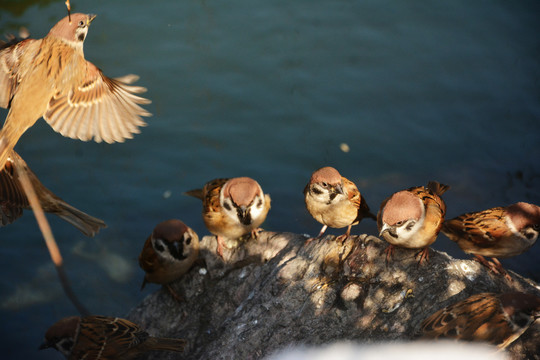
1;0;539;358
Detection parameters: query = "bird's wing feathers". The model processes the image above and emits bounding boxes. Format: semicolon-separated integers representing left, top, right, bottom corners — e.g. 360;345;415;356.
0;39;35;109
414;185;446;238
377;196;390;231
444;208;511;245
0;153;27;225
342;176;375;222
342;176;361;209
43;61;151;144
202;178;229;213
421;293;513;348
138;236;159;276
73;316;148;359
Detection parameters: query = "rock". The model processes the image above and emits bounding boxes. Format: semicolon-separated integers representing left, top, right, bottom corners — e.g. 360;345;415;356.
127;232;540;360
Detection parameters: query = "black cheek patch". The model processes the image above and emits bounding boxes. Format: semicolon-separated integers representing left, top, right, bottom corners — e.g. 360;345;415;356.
167;241;187;261
154;242;165;252
60;339;74;352
78;33;85;41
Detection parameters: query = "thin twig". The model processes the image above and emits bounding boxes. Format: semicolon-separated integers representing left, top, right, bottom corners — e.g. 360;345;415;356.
65;0;72;22
14;155;90;316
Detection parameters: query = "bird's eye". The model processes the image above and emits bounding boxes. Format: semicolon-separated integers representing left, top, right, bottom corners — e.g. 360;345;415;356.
533;224;540;231
78;20;85;27
395;221;404;226
321;182;328;187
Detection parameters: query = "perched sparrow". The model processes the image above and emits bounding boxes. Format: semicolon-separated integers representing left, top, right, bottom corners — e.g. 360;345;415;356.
304;166;375;241
421;292;540;349
139;219;199;300
40;315;186;359
378;181;449;265
0;150;106;236
0;13;151;170
441;202;540;278
185;177;271;257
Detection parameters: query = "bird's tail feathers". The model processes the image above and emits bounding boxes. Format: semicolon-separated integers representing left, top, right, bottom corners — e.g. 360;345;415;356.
427;181;450;196
55;201;107;237
145;337;187;353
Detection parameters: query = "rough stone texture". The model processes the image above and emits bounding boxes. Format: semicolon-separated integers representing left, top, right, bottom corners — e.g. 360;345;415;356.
127;232;540;360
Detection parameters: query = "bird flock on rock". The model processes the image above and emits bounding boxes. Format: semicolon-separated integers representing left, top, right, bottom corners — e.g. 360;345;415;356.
0;11;539;360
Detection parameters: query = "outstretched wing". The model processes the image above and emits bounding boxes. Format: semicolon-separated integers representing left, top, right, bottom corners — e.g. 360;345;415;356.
44;61;151;143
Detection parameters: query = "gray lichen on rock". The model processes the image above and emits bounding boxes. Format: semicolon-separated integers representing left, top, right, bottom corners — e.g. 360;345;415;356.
128;232;540;360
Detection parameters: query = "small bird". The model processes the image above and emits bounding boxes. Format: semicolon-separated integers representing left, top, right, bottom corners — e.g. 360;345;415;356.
441;202;540;278
0;150;106;237
139;219;199;300
0;13;151;170
421;292;540;349
185;177;271;257
378;181;449;265
40;315;187;359
304;166;375;241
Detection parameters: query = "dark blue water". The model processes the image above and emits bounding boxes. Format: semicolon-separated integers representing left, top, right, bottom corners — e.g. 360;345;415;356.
1;0;539;358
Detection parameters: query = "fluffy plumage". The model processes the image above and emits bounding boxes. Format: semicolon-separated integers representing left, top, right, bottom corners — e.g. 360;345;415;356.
186;177;271;257
304;166;375;241
378;181;449;264
139;219;199;299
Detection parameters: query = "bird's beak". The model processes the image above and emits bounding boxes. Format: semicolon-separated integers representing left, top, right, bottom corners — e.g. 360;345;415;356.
334;184;344;195
379;223;390;237
88;14;97;25
379;223;398;239
238;207;252;226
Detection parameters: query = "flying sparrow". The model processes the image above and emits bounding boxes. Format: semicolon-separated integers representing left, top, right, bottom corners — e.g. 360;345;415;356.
304;166;375;242
421;292;540;349
139;219;199;300
40;315;186;359
0;13;151;170
378;181;449;265
185;177;271;258
441;202;540;278
0;150;106;237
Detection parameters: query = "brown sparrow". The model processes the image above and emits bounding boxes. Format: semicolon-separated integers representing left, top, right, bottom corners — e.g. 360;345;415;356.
421;292;540;349
40;315;186;359
185;177;271;257
441;202;540;278
304;166;375;241
0;150;106;237
0;13;150;170
139;219;199;299
378;181;449;265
